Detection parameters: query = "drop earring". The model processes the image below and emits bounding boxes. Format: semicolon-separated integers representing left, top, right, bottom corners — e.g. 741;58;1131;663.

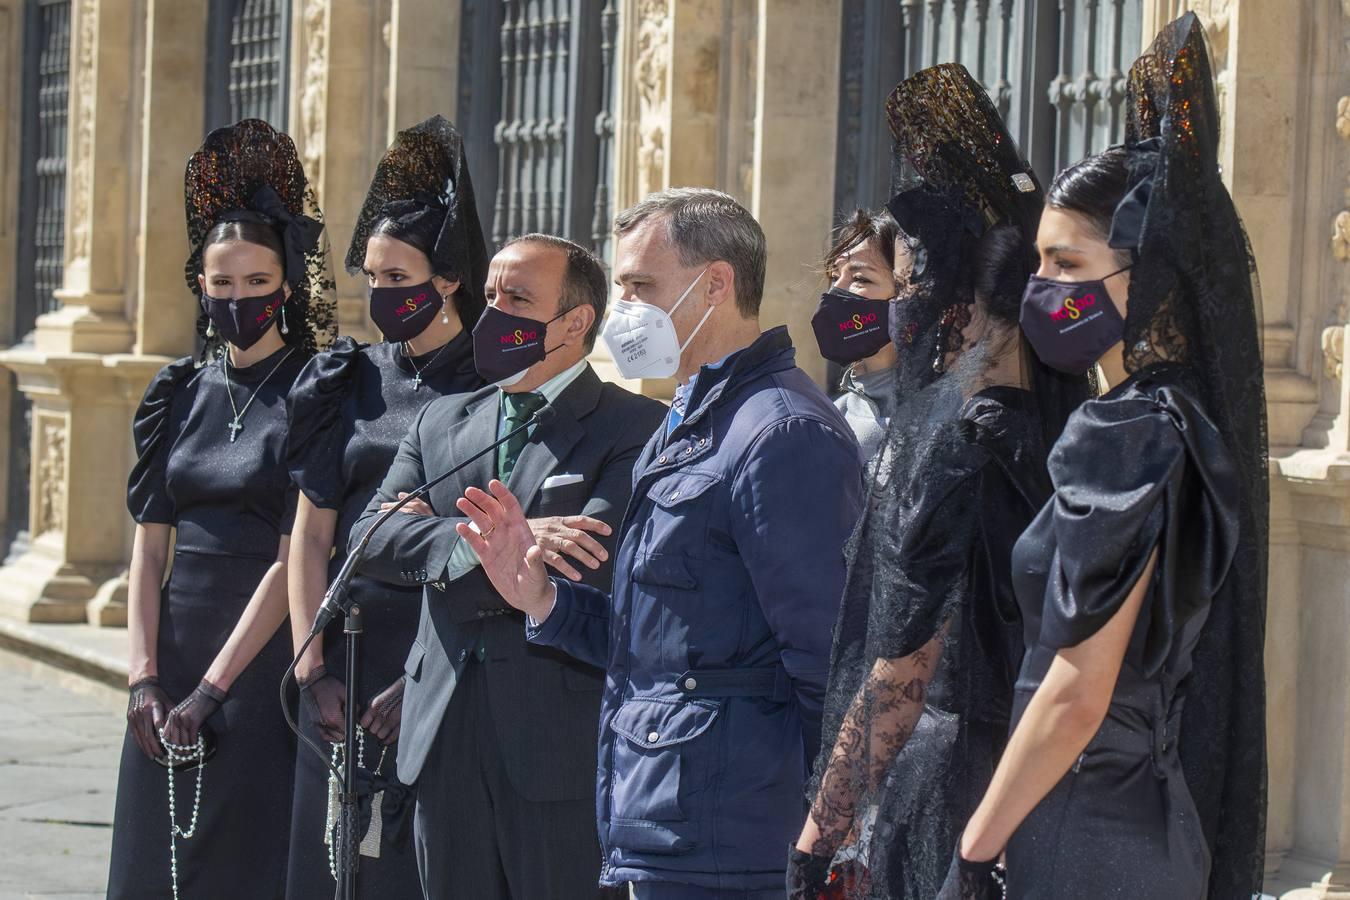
441;296;450;325
280;303;289;335
206;319;216;338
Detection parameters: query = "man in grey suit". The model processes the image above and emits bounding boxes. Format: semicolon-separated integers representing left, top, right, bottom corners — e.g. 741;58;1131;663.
352;233;665;900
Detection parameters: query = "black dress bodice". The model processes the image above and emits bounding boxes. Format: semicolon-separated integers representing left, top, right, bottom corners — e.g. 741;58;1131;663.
127;345;309;558
1003;365;1242;900
286;331;482;557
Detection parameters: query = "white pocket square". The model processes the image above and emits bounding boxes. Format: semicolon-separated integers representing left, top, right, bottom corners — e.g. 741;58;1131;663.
542;473;584;489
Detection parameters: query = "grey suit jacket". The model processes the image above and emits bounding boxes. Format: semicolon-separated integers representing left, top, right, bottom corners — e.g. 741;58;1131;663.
352;365;666;799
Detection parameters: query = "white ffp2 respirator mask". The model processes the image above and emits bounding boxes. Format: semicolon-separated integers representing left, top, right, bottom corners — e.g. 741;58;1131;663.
601;267;714;380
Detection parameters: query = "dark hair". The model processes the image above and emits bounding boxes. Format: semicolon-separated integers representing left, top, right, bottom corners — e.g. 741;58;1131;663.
502;233;608;351
202;218;286;273
369;214;482;325
824;208;901;289
1045;145;1133;266
614;188;767;316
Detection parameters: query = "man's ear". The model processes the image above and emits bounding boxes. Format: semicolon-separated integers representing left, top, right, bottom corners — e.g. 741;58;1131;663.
563;302;596;346
705;260;737;309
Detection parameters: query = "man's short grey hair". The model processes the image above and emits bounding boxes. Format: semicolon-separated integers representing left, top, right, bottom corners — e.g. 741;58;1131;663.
614;188;767;316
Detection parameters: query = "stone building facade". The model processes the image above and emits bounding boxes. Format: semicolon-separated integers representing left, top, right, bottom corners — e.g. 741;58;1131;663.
0;0;1347;894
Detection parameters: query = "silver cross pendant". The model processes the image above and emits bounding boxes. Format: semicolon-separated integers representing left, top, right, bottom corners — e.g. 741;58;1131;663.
227;419;244;443
412;374;423;391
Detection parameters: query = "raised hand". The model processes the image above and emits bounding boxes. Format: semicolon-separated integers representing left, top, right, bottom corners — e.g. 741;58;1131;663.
455;480;556;622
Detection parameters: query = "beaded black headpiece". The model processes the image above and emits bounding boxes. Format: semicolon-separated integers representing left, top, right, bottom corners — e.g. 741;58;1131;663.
347;115;489;329
184;119;337;358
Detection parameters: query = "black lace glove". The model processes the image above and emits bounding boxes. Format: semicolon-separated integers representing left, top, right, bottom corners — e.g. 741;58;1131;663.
935;841;1003;900
299;665;346;743
127;676;171;760
786;846;833;900
161;679;226;747
359;675;405;745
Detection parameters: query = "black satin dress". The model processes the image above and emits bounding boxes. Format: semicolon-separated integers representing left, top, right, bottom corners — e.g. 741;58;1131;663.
817;386;1050;900
110;344;307;900
284;333;481;899
1004;366;1240;899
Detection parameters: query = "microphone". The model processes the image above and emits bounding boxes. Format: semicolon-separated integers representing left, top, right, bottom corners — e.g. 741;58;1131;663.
308;400;556;636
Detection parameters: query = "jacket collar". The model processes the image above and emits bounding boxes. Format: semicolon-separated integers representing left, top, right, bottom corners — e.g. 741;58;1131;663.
676;326;795;434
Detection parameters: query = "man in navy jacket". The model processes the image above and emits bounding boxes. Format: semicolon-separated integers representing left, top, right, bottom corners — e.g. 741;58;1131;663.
456;188;864;898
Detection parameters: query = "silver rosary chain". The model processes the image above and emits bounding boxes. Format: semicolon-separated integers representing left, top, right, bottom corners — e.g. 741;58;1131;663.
325;728;387;881
159;729;207;900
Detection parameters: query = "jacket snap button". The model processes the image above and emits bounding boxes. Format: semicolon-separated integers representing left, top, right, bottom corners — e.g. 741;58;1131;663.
683;677;697;690
646;731;660;743
684;447;693;454
658;455;667;464
670;491;680;500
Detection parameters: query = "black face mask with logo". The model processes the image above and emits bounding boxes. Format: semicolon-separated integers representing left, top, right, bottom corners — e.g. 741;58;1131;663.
1019;267;1130;373
471;304;567;387
369;280;444;342
199;286;286;351
810;287;896;365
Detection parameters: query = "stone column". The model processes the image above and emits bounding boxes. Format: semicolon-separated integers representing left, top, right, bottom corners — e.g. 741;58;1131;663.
291;0;390;342
750;0;839;386
600;0;767;396
0;0;26;539
0;0;160;624
386;0;460;139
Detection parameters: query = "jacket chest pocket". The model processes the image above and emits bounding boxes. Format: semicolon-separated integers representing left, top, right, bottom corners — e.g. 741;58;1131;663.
636;471;722;560
607;696;722;855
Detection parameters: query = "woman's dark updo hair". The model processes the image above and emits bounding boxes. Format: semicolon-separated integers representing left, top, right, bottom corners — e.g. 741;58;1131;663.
824;208;901;289
201;218;287;276
1046;145;1132;265
370;215;439;269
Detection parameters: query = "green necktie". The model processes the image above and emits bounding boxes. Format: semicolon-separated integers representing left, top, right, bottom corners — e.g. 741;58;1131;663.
496;391;547;484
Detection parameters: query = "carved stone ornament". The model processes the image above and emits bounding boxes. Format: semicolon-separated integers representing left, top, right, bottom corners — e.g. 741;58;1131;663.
68;0;98;263
634;0;670;198
1323;327;1345;381
299;0;328;198
37;419;67;536
1334;211;1350;262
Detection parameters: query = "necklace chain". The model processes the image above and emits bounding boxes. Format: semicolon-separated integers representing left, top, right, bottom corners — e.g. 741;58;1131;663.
402;340;450;392
222;348;295;442
160;730;207;900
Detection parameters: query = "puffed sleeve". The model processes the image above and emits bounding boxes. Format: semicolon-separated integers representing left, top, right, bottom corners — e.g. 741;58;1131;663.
285;336;365;510
126;357;196;524
867;432;987;660
1035;385;1240;675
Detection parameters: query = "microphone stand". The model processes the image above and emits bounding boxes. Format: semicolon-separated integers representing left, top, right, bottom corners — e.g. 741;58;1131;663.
281;404;554;900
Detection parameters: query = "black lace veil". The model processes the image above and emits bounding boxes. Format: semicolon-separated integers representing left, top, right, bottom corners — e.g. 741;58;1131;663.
346;115;489;330
184;119;337;359
806;65;1089;899
1112;14;1268;898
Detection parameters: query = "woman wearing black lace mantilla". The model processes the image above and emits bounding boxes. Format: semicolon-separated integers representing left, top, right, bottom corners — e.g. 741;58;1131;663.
283;115;487;899
941;15;1268;900
110;120;337;899
788;65;1091;900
